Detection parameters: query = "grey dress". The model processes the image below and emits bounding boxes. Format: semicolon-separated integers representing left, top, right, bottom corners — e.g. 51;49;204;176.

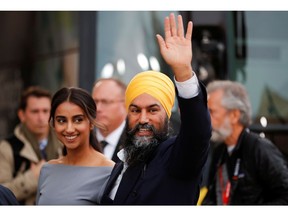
36;163;113;205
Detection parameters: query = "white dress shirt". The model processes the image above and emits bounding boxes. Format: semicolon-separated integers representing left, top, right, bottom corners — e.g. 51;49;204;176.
96;120;126;159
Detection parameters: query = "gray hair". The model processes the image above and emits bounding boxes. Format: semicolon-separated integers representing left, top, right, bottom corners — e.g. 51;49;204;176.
207;80;252;127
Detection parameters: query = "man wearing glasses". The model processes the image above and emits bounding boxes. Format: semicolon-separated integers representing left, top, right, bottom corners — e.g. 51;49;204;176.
92;78;127;162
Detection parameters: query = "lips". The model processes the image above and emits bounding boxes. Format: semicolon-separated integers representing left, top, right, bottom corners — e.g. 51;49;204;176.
64;135;78;142
137;128;152;136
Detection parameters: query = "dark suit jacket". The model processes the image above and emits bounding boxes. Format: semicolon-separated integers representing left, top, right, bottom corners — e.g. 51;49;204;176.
111;129;126;163
0;185;19;205
97;125;126;163
101;83;211;205
203;129;288;205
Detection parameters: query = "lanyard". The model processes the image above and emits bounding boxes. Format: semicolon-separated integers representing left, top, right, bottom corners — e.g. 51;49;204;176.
218;165;231;205
218;158;241;205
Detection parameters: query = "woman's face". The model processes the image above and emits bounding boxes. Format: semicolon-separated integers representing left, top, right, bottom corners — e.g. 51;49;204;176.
53;101;92;151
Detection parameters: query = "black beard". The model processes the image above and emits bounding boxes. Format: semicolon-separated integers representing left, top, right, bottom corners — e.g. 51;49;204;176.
123;119;170;167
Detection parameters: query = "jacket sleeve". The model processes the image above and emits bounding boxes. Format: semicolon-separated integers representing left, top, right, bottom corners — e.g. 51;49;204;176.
254;137;288;204
168;81;212;180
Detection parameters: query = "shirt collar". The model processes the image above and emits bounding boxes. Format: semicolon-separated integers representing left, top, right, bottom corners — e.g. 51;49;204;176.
96;120;126;147
227;145;236;155
117;148;126;163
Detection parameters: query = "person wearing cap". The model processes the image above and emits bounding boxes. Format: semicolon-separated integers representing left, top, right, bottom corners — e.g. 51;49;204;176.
100;13;211;205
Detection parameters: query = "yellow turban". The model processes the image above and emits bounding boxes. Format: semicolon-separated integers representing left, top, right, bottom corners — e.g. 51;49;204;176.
125;70;175;118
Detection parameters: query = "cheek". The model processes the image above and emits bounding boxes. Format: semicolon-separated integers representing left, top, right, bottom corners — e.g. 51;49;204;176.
53;125;64;135
155;118;165;131
128;120;137;130
211;113;221;124
127;114;138;125
148;114;165;129
79;124;91;134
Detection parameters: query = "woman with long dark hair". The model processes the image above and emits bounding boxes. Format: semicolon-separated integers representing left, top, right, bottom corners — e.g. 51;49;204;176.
36;87;114;205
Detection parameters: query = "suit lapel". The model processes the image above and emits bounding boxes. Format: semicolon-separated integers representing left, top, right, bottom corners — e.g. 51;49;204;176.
103;162;124;197
112;130;126;162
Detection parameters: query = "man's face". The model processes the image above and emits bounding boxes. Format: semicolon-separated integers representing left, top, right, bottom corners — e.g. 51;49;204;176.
124;93;169;166
207;90;233;143
18;96;51;139
92;80;126;135
126;93;169;146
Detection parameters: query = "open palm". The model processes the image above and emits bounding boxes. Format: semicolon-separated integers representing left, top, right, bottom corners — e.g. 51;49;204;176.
156;13;193;72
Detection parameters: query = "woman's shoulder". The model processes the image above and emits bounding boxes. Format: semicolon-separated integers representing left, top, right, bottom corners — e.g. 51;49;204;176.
47;157;65;165
94;151;115;167
101;157;115;167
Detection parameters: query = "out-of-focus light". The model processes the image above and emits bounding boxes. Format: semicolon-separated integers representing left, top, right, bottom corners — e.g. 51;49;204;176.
260;116;267;127
259;132;265;138
117;59;126;75
101;63;114;78
199;66;208;81
137;53;149;71
149;56;160;71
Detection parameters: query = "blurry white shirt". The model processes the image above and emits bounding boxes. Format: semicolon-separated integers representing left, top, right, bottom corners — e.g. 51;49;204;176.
96;120;126;159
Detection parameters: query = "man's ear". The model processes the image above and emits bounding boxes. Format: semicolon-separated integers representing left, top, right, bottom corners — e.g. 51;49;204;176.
18;109;25;123
230;109;241;124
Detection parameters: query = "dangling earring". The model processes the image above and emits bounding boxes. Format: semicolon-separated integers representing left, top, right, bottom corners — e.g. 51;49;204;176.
90;124;94;130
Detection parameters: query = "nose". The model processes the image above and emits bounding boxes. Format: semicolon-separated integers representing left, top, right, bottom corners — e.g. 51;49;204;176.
38;112;49;123
96;102;104;112
139;110;149;124
65;121;75;133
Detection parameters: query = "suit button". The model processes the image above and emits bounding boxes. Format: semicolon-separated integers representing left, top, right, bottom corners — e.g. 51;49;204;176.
132;191;137;197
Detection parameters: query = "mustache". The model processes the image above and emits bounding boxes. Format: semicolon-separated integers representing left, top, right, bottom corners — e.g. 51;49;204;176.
127;123;156;136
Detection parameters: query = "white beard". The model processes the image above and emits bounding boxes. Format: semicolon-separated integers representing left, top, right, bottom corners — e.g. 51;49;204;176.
211;116;232;143
133;136;153;148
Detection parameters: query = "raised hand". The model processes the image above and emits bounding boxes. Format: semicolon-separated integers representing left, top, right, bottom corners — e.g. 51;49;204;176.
156;13;194;82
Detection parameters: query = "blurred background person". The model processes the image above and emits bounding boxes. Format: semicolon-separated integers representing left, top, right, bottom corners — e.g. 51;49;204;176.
91;78;127;162
0;184;19;205
202;80;288;205
36;87;114;205
0;86;63;205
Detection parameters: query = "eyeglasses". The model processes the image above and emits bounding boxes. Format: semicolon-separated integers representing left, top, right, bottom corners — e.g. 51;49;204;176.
94;99;124;106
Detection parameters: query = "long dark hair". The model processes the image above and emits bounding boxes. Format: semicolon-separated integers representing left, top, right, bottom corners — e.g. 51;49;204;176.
49;87;105;155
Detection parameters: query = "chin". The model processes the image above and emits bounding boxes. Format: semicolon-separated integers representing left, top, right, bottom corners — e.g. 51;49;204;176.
133;135;153;148
211;132;225;143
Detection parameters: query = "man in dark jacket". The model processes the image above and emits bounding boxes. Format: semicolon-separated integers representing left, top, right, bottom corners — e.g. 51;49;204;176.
203;80;288;205
100;13;211;205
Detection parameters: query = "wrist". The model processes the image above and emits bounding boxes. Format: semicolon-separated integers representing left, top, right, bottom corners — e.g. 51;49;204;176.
173;65;193;82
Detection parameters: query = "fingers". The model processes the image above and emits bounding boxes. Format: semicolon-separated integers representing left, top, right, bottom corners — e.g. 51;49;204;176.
164;16;171;40
163;12;192;45
165;13;186;38
169;13;177;36
156;34;166;50
185;21;193;40
177;14;184;37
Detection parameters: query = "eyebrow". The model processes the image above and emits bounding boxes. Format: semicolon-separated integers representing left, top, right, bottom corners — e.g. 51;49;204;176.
129;103;161;109
55;114;85;118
